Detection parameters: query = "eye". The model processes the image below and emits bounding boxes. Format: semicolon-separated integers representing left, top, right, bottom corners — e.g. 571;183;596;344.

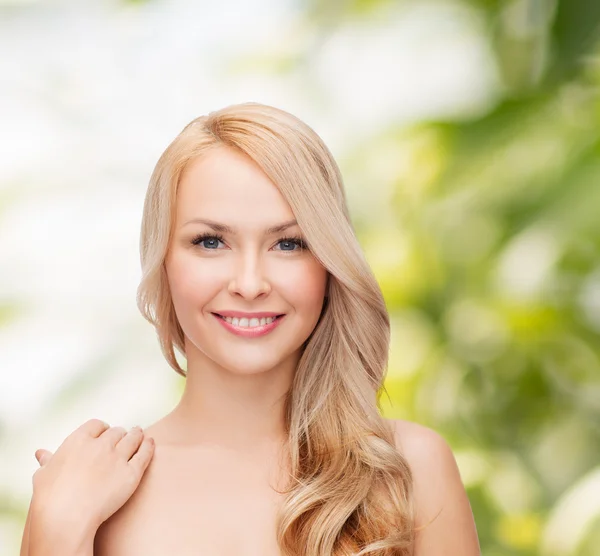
191;233;225;250
274;236;307;252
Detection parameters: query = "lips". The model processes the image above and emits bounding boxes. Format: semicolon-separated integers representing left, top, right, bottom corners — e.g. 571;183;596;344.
211;312;285;338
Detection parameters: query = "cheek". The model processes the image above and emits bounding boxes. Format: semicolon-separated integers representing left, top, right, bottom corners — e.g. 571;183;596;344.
165;252;216;311
279;261;327;312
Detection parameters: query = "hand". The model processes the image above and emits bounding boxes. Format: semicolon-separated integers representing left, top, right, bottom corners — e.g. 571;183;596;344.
31;419;155;533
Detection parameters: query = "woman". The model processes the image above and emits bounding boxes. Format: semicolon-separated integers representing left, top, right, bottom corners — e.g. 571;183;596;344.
23;102;480;555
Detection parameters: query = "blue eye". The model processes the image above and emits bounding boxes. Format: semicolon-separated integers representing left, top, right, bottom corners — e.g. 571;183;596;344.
191;233;225;249
275;237;307;252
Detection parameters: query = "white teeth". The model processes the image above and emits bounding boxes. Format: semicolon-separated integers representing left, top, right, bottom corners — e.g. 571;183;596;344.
222;315;277;328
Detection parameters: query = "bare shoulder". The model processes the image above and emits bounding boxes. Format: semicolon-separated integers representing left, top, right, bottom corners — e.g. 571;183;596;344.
389;419;459;474
387;419;481;556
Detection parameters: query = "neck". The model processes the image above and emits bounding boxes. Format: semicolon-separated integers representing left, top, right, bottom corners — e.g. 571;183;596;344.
164;339;298;452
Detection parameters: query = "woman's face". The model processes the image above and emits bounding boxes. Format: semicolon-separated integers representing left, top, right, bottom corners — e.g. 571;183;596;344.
165;145;328;376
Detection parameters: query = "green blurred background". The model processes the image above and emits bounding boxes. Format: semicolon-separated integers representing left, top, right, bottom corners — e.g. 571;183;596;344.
1;0;599;554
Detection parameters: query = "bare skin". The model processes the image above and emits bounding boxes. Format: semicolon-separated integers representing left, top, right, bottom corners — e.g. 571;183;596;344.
23;417;480;556
94;415;289;556
92;416;480;556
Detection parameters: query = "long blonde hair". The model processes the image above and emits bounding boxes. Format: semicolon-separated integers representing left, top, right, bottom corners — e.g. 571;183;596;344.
137;102;415;555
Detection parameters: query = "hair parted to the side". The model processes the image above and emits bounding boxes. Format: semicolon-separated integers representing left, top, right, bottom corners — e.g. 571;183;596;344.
136;102;415;555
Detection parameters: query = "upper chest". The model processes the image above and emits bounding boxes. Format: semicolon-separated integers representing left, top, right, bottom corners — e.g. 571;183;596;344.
93;445;288;556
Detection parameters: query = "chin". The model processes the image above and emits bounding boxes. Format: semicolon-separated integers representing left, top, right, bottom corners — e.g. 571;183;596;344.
220;359;282;375
221;345;303;374
184;331;304;375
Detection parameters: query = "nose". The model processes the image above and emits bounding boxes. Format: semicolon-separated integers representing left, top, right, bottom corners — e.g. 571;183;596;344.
227;251;271;299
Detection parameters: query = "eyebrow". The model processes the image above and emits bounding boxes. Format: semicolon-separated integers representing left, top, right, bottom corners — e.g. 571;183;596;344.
183;218;299;235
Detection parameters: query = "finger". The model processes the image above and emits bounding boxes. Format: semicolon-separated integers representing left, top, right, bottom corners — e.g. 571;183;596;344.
34;449;53;466
77;418;111;438
115;426;144;460
100;426;128;447
128;437;155;476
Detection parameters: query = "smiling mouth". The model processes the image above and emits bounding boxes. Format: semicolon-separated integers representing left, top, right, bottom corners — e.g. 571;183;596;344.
211;312;286;337
213;313;285;328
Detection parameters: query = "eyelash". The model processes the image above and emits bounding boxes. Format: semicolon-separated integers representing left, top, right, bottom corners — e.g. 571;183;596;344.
190;233;308;253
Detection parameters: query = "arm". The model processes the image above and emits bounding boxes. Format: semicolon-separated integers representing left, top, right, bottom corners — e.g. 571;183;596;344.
19;498;32;556
21;450;94;556
27;496;96;556
393;420;481;556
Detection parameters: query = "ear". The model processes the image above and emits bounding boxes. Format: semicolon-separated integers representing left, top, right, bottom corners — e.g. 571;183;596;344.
34;449;53;467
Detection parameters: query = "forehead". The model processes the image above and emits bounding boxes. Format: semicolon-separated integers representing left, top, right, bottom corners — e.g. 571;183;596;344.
175;146;295;224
